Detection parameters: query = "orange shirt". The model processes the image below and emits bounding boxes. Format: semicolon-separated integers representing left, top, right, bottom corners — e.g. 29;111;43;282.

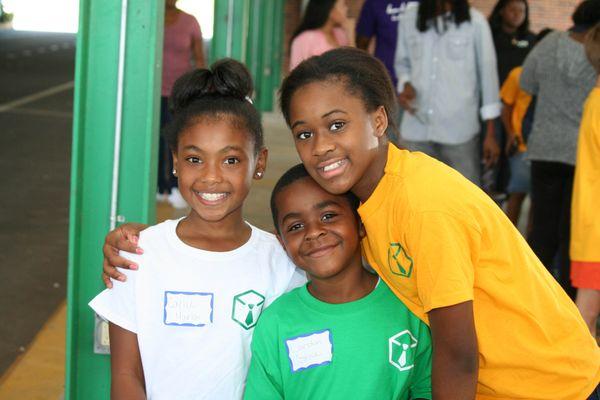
571;87;600;288
500;66;531;152
358;144;600;399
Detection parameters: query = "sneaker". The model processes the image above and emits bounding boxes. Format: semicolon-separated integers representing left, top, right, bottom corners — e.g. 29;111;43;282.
168;188;188;209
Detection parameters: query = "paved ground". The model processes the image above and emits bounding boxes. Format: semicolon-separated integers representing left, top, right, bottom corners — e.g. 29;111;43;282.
0;30;75;375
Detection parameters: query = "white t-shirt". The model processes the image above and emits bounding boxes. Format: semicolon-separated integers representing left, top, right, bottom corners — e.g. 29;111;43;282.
89;219;306;399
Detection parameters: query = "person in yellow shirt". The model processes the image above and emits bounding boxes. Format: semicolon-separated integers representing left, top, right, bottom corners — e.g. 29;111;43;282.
101;49;600;398
571;23;600;338
276;48;599;399
499;65;531;229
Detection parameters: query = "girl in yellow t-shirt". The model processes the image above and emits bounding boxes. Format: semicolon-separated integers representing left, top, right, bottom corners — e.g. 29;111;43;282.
277;48;599;399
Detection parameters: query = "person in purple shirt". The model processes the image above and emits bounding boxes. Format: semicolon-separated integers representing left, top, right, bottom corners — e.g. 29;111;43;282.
355;0;416;89
356;0;416;144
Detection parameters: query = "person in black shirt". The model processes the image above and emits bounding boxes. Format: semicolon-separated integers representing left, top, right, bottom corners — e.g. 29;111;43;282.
489;0;535;84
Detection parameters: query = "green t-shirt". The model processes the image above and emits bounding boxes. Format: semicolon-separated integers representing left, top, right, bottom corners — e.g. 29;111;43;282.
244;280;432;400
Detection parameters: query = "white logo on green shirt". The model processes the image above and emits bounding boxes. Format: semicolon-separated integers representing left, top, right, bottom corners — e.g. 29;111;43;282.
389;330;418;371
231;290;265;330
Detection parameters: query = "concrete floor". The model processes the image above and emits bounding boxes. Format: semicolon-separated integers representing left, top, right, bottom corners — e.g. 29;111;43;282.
0;30;75;376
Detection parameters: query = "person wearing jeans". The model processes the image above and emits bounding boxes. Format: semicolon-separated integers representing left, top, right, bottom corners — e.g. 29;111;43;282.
395;0;501;186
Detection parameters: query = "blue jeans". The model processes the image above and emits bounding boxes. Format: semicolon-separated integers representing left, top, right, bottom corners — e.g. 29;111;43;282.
507;151;531;194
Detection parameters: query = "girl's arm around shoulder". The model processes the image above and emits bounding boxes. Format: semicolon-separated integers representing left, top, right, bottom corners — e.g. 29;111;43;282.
428;301;478;400
109;322;145;399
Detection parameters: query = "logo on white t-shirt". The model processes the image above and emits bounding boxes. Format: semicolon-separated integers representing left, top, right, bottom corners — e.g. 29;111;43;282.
231;290;265;330
389;330;418;371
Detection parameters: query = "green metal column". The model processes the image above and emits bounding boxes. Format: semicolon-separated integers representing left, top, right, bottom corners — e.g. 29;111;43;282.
211;0;250;62
66;0;163;398
212;0;286;111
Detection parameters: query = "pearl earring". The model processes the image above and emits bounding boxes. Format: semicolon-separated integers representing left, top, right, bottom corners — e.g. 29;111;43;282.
172;169;177;176
255;171;263;178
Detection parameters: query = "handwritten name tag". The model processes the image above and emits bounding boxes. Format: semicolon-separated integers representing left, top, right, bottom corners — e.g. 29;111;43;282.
163;291;213;327
285;329;333;372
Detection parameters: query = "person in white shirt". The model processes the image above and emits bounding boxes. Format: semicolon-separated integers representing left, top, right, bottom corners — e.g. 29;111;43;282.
89;59;305;399
395;0;501;186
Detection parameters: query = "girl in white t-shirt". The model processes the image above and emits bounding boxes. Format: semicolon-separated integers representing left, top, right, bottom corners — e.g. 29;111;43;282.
89;59;304;399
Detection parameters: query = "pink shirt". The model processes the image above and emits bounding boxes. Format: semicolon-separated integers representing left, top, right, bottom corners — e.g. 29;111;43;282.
162;12;202;96
289;28;349;71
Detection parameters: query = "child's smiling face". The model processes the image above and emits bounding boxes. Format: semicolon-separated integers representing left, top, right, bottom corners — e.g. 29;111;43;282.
274;176;363;280
288;79;387;196
173;118;267;224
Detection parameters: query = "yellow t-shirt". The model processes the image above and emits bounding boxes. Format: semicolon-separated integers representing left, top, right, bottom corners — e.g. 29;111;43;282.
358;144;600;400
571;87;600;284
500;66;531;152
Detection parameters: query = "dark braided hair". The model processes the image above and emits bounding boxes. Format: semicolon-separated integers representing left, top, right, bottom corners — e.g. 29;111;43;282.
290;0;337;45
488;0;530;39
417;0;471;33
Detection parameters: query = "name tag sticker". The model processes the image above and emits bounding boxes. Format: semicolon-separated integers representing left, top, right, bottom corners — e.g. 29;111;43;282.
285;329;333;373
163;291;213;327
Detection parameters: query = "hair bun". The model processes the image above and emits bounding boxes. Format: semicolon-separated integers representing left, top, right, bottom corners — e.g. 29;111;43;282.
170;58;254;114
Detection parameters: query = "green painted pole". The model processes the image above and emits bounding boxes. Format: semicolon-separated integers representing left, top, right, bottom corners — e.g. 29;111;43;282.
269;0;285;109
66;0;163;398
211;0;249;62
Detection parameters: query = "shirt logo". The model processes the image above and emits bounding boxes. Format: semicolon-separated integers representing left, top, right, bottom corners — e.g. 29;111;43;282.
389;330;418;371
388;242;413;278
387;3;408;21
231;290;265;330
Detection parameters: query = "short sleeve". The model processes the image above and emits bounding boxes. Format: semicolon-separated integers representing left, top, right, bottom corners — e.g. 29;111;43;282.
188;14;202;41
284;265;307;293
265;248;307;308
409;322;432;399
355;0;376;39
88;251;139;333
519;34;550;95
500;68;520;106
243;314;284;400
409;211;479;312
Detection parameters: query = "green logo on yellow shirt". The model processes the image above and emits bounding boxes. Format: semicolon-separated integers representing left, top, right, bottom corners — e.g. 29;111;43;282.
388;243;413;278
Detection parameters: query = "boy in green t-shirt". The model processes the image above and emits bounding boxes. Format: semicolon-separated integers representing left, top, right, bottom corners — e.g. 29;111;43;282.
244;164;431;400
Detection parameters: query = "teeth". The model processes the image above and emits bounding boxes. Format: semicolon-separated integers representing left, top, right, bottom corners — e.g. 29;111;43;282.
198;192;227;201
323;159;344;172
